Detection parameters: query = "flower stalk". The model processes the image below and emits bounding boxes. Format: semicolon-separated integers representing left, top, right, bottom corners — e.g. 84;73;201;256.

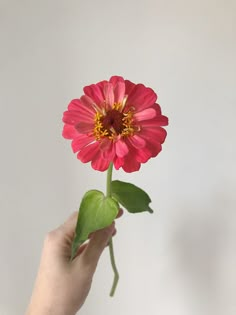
106;163;119;296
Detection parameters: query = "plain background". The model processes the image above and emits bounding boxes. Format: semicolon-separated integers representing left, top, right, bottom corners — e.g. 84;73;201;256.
0;0;235;314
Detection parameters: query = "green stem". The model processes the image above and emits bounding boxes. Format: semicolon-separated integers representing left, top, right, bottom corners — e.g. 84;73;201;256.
109;238;119;296
106;163;113;197
106;163;119;297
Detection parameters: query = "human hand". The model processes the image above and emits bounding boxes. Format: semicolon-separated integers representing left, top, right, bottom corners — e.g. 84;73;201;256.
26;210;122;315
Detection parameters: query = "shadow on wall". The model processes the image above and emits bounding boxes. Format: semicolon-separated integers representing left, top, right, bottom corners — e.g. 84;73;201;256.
169;193;236;315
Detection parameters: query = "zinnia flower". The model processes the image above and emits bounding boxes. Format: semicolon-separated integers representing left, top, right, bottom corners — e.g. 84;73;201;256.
62;76;168;172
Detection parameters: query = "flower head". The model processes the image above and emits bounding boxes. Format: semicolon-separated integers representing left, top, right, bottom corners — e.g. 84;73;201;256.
62;76;168;172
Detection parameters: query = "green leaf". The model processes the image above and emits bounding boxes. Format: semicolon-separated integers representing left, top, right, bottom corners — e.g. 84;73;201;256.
111;180;153;214
71;190;119;259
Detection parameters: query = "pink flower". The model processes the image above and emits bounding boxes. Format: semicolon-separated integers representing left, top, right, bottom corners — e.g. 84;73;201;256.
62;76;168;172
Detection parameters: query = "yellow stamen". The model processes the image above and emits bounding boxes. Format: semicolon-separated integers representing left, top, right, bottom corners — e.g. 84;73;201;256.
112;102;122;111
121;111;134;136
93;104;135;140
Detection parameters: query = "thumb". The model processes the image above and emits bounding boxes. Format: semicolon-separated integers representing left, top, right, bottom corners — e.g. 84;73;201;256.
79;223;115;271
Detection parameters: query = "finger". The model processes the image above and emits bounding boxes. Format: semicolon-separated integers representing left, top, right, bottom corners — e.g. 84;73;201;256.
104;228;117;248
73;242;88;258
87;208;122;239
112;227;117;237
74;226;116;258
116;208;123;219
60;211;78;239
79;223;115;271
88;226;117;239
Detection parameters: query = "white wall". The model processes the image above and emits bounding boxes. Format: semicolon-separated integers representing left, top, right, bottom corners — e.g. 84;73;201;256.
0;0;235;314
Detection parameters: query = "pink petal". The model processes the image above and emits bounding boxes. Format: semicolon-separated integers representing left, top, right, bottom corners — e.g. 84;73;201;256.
74;111;94;123
137;128;163;158
103;83;114;108
62;110;81;125
154;103;162;115
100;139;115;160
96;80;108;91
146;142;162;158
91;154;110;171
114;156;124;170
83;84;105;108
62;124;78;139
73;96;98;123
114;81;125;104
64;98;96;125
122;159;141;172
127;135;146;149
135;146;153;163
140;127;167;144
75;122;94;134
72;135;94;153
124;80;136;95
68;99;82;110
80;95;97;115
115;139;129;157
77;142;99;163
126;84;157;111
134;108;157;122
140;115;169;127
109;76;124;86
122;149;141;172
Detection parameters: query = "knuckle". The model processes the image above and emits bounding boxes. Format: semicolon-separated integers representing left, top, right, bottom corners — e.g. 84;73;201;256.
45;228;62;244
102;227;112;238
67;211;78;222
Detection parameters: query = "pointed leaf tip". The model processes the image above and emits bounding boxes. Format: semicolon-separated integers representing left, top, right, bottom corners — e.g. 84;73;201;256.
111;180;154;214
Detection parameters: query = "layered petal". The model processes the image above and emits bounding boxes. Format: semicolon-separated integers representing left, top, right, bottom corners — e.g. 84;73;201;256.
134;108;157;122
127;135;146;149
113;156;124;170
96;80;108;91
134;147;152;163
72;134;94;153
140;127;167;144
114;81;126;104
146;142;162;158
126;84;157;111
115;139;129;158
103;83;114;108
121;147;141;172
135;143;161;163
62;75;168;172
113;146;141;172
64;96;97;125
77;142;99;163
68;99;82;111
62;124;78;139
80;95;97;117
109;76;124;86
100;138;116;160
63;110;81;125
154;103;162;115
122;159;141;172
83;84;105;107
75;122;94;134
140;115;169;127
91;152;111;171
124;80;136;95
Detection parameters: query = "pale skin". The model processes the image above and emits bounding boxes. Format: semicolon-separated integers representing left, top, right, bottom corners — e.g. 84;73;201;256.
26;210;122;315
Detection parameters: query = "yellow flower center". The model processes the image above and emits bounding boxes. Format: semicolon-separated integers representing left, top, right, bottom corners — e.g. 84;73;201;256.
94;103;134;140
